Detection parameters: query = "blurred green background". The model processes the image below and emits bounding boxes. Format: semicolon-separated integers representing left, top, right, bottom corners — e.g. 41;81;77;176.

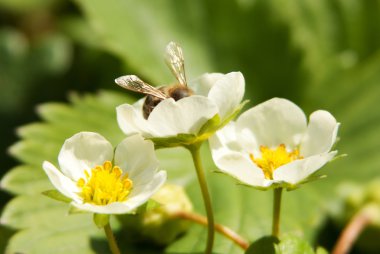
1;0;380;253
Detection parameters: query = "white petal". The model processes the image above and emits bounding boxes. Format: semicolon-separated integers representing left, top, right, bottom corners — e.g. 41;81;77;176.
236;98;307;148
208;72;245;119
42;161;81;202
273;152;337;184
147;96;218;137
116;102;156;137
189;73;225;96
71;170;166;214
211;121;259;155
211;148;270;187
114;134;159;184
71;202;133;214
58;132;113;181
124;170;167;208
210;122;243;152
300;110;339;157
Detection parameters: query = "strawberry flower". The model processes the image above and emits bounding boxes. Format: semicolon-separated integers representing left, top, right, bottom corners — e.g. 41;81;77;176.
116;72;245;147
43;132;166;214
210;98;340;190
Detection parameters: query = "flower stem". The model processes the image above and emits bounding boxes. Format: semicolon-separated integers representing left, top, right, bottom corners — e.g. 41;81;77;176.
173;210;249;250
104;223;121;254
188;143;214;254
332;205;374;254
272;187;283;238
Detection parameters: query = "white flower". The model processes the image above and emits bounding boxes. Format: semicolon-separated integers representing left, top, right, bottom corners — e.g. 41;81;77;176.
42;132;166;214
210;98;340;189
116;72;245;143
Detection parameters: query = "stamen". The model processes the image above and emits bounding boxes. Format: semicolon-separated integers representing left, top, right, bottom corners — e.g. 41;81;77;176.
77;161;133;205
250;144;302;180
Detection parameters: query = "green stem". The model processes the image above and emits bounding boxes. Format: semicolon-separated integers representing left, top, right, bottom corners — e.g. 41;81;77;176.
272;187;283;238
104;223;121;254
188;143;215;254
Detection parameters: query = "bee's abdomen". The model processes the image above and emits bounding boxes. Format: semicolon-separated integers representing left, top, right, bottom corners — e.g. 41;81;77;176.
143;95;163;119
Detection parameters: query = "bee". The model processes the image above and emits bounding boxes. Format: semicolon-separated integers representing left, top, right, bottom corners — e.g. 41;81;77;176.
115;42;194;119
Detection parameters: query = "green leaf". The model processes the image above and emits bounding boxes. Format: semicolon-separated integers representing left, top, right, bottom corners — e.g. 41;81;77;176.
0;165;51;195
0;226;14;254
0;28;72;114
0;0;58;13
5;215;108;254
74;0;214;84
246;235;319;254
275;235;315;254
245;236;278;254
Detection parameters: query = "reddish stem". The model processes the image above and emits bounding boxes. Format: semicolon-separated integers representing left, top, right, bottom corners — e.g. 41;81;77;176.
173;211;249;250
332;208;373;254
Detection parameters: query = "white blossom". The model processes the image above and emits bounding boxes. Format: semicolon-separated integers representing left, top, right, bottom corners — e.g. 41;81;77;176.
43;132;166;214
210;98;339;189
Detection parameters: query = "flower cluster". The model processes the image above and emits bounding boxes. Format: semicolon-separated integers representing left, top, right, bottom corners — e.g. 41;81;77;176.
42;42;340;254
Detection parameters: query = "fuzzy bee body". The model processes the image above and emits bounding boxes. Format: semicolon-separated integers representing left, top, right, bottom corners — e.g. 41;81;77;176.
142;85;193;119
115;42;193;119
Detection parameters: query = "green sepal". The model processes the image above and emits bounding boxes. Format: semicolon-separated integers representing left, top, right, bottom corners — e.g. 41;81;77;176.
150;100;248;149
68;204;89;215
198;100;249;140
330;153;347;162
236;175;326;192
197;113;221;136
145;199;162;212
150;133;196;149
93;213;110;228
42;190;71;203
216;100;249;130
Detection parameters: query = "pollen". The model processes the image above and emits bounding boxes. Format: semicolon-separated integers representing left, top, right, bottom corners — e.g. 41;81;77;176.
77;161;133;206
250;144;302;180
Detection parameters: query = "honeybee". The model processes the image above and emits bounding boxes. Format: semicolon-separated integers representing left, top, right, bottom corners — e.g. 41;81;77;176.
115;42;194;119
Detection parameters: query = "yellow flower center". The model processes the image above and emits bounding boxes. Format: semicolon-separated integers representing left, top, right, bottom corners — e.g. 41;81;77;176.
250;144;302;180
77;161;133;206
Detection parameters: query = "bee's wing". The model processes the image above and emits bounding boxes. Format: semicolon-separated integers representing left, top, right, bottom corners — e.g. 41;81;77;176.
115;75;168;100
165;41;187;86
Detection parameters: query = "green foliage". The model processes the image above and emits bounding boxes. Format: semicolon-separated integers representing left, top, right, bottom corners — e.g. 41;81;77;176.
0;0;58;13
73;0;214;84
0;28;71;113
246;235;325;254
2;0;380;253
245;236;278;254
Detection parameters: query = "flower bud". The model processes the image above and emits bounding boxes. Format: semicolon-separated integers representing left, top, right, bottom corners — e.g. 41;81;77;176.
118;184;193;245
